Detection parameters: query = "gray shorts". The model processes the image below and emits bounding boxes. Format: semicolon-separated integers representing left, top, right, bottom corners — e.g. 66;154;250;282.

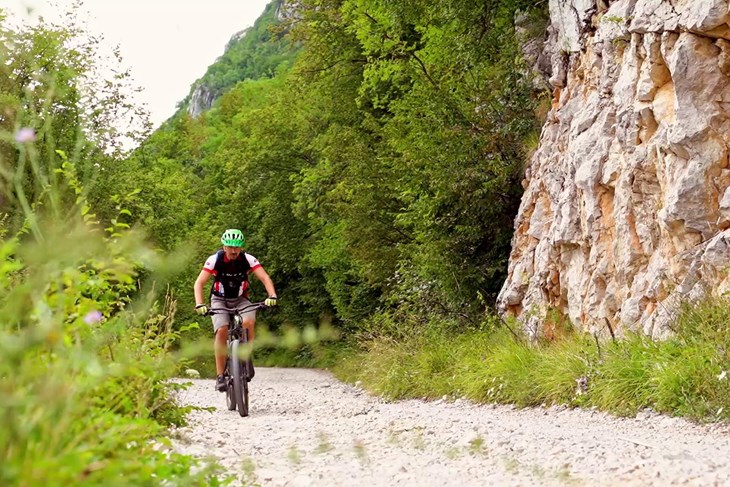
210;295;257;333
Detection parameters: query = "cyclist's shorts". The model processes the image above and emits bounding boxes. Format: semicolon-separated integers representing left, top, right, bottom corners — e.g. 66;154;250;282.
210;295;257;333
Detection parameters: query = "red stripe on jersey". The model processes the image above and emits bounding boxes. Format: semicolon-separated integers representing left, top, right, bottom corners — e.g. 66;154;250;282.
249;264;262;274
203;268;217;275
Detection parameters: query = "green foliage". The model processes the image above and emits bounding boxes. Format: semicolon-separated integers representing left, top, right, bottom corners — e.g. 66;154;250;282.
255;340;354;370
0;219;225;485
0;6;150;232
0;10;224;485
109;0;548;340
331;300;730;421
530;337;596;406
2;0;551;352
0;199;224;486
588;335;659;414
281;0;546;324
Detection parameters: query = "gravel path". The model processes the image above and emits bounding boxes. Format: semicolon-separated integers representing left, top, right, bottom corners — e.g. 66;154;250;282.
172;368;730;486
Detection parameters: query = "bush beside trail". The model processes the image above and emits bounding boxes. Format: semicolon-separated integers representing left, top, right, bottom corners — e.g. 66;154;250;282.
0;217;228;486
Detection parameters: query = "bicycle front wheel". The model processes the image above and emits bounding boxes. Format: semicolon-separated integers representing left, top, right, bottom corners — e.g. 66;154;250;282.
231;340;249;417
225;358;236;411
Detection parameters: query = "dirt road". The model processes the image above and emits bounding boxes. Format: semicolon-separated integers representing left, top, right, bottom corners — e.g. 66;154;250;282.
172;368;730;486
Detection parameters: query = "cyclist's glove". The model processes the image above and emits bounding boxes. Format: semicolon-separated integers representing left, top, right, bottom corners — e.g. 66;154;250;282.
195;304;208;315
264;296;278;307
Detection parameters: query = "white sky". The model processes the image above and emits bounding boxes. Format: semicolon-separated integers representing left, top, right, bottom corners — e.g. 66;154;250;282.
2;0;272;128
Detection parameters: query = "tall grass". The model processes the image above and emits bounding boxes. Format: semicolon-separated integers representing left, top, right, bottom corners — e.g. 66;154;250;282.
330;302;730;421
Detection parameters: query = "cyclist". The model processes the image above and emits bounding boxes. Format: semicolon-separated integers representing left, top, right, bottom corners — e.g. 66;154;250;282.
193;229;278;392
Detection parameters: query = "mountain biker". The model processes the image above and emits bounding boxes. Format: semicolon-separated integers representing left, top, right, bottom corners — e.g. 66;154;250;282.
193;229;278;392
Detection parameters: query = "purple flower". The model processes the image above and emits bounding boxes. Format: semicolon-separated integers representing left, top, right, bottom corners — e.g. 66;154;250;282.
84;310;103;324
15;127;36;143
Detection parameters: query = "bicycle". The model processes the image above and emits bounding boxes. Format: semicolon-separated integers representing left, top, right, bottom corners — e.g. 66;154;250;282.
208;302;268;417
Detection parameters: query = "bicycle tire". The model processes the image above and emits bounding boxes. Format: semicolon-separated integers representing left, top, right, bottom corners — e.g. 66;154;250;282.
225;358;236;411
241;329;250;410
231;340;249;417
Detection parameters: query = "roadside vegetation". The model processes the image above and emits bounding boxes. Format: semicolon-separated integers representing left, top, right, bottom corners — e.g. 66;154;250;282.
268;299;730;422
0;11;225;486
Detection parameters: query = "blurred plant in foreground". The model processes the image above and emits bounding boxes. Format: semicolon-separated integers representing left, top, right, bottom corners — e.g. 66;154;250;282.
0;8;226;486
0;217;227;485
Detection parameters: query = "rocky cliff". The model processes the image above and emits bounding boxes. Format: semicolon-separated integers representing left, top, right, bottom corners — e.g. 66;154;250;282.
188;82;217;118
183;0;292;120
498;0;730;339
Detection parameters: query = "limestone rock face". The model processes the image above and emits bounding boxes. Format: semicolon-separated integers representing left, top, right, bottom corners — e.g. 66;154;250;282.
188;83;217;119
498;0;730;338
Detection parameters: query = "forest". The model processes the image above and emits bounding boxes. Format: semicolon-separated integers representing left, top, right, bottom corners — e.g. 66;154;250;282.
116;0;547;336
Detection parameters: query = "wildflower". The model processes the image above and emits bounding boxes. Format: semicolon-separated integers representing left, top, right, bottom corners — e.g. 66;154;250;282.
14;127;36;143
718;370;727;381
84;310;103;324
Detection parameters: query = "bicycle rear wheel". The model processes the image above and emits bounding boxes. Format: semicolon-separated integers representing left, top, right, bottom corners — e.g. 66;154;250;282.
231;340;249;417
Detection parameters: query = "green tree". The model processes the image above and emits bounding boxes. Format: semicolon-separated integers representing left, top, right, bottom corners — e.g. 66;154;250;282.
285;0;546;322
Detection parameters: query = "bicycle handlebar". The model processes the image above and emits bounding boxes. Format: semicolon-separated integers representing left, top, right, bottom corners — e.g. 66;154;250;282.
206;302;268;316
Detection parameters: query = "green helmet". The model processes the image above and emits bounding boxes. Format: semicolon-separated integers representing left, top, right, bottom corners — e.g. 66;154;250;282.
221;229;245;247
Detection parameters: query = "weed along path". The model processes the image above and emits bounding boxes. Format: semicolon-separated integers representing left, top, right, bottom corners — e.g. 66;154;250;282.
173;368;730;486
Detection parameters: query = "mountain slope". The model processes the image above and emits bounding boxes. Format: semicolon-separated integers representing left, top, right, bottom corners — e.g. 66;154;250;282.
178;0;295;118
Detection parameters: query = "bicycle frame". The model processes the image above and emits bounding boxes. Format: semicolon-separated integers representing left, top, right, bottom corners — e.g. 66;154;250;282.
207;302;267;416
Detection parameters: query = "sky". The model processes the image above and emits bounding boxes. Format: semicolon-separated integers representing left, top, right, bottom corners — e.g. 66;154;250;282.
3;0;272;128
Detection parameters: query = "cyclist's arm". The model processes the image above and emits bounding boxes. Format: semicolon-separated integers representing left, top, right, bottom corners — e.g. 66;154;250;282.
251;266;277;298
194;269;212;305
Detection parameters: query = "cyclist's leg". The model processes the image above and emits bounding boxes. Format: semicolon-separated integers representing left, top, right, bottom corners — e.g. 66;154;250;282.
230;296;256;342
214;326;228;374
241;315;256;380
213;325;229;391
241;298;256;343
242;315;255;342
241;320;255;382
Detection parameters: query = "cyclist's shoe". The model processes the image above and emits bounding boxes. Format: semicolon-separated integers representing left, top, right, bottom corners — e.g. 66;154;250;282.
215;375;227;392
246;360;255;382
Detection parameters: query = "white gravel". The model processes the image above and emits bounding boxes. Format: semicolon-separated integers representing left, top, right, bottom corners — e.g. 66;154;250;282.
172;367;730;486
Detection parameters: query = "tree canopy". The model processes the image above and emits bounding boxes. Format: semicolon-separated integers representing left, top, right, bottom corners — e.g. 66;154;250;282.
48;0;550;333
